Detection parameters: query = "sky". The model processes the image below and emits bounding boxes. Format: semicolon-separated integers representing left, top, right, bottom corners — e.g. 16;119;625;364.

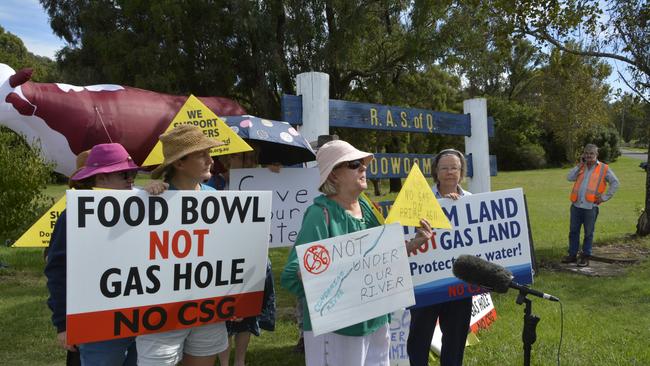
0;0;66;59
0;0;634;97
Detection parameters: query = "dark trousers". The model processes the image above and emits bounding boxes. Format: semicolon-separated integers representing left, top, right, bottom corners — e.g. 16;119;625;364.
568;204;599;256
407;297;473;366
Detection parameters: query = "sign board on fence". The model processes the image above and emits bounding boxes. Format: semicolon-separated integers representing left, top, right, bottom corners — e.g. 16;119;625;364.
13;194;66;247
65;189;271;344
229;167;320;247
297;223;415;336
405;188;533;308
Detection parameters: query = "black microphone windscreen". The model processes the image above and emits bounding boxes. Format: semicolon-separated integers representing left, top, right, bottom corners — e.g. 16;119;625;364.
452;255;513;293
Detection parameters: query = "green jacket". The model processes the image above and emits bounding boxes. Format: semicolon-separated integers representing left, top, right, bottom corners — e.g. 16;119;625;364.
280;194;389;336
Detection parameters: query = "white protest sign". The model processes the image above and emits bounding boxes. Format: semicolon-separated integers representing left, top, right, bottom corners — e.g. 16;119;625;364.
405;188;533;307
297;223;415;336
389;309;411;365
230;167;320;247
66;189;271;345
389;293;496;365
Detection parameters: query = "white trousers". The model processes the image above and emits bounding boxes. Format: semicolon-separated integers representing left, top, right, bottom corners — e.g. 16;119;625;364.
304;324;390;366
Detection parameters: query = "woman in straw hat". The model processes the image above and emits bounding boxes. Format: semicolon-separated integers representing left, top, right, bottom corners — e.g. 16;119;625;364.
209;144;277;366
45;143;140;366
281;140;432;366
136;124;229;366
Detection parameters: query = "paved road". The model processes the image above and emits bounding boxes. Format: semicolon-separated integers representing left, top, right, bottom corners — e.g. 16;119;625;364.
621;148;647;161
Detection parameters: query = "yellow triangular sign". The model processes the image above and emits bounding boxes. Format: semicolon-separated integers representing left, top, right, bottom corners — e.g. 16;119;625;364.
142;94;252;166
12;194;66;247
385;165;451;228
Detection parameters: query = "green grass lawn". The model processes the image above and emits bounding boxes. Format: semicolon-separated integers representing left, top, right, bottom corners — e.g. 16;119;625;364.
2;157;649;365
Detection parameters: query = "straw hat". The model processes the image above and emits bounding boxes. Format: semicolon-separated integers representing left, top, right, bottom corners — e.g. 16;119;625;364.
151;124;223;179
316;140;373;187
72;143;139;181
68;150;90;188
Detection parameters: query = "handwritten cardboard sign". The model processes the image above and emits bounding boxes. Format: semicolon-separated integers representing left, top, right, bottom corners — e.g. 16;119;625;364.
296;223;415;336
65;189;271;344
385;165;451;229
229;167;320;247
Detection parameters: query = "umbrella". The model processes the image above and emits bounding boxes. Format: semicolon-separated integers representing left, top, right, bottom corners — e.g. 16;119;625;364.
222;115;316;165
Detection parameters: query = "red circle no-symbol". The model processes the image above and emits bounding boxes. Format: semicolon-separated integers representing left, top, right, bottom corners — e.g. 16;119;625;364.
303;245;331;274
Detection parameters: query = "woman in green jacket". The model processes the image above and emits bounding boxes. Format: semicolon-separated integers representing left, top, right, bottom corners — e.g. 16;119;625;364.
281;140;431;366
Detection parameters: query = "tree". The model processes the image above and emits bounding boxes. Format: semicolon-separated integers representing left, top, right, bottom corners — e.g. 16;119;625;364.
0;26;60;82
489;0;650;234
41;0;470;193
538;47;613;162
610;93;648;143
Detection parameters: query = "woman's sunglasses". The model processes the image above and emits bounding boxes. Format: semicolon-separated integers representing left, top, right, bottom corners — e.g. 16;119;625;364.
116;170;138;180
337;159;365;170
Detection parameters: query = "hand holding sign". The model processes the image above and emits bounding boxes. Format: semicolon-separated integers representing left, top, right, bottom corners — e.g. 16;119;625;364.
296;223;415;336
66;189;272;344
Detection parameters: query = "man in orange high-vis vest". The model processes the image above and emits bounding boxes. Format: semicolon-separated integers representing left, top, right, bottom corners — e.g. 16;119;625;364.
562;144;619;267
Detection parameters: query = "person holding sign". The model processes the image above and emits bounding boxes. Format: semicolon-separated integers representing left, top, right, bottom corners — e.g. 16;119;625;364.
45;143;140;366
281;140;431;366
407;148;473;366
136;124;229;366
210;147;277;366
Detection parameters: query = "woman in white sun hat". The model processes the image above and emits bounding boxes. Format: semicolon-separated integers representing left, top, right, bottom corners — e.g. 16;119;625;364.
281;139;432;366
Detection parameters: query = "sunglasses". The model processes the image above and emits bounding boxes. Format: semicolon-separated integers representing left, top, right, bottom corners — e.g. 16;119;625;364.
116;170;138;180
337;159;365;170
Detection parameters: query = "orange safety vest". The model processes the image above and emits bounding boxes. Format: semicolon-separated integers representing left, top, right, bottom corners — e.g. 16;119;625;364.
570;162;609;203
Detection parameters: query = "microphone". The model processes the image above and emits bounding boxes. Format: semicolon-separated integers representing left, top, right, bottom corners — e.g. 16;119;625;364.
452;255;559;302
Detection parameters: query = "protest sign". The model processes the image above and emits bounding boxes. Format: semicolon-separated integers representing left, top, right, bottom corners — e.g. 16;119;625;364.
297;223;415;336
405;188;533;308
142;94;251;166
388;292;496;365
229;167;319;247
65;189;271;345
13;194;66;247
389;308;411;365
385;165;451;229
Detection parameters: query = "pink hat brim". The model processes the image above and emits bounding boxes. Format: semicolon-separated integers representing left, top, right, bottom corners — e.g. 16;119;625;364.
72;160;140;181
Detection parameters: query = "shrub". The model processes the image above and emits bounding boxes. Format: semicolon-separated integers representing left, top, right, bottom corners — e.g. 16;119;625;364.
0;127;54;245
490;97;547;170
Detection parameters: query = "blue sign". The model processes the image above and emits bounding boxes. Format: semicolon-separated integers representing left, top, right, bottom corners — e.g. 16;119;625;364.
282;94;495;137
365;153;497;180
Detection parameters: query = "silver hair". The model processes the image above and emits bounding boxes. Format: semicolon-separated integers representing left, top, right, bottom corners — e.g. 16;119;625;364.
584;144;599;152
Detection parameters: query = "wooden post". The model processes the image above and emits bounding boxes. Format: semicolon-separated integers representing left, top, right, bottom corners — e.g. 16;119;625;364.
464;98;491;193
296;72;329;148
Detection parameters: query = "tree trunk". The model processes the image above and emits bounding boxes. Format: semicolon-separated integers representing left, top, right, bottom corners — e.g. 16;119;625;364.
370;179;381;196
636;143;650;236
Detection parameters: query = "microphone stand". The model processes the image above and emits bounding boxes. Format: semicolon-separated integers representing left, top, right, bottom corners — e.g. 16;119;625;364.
516;290;540;366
